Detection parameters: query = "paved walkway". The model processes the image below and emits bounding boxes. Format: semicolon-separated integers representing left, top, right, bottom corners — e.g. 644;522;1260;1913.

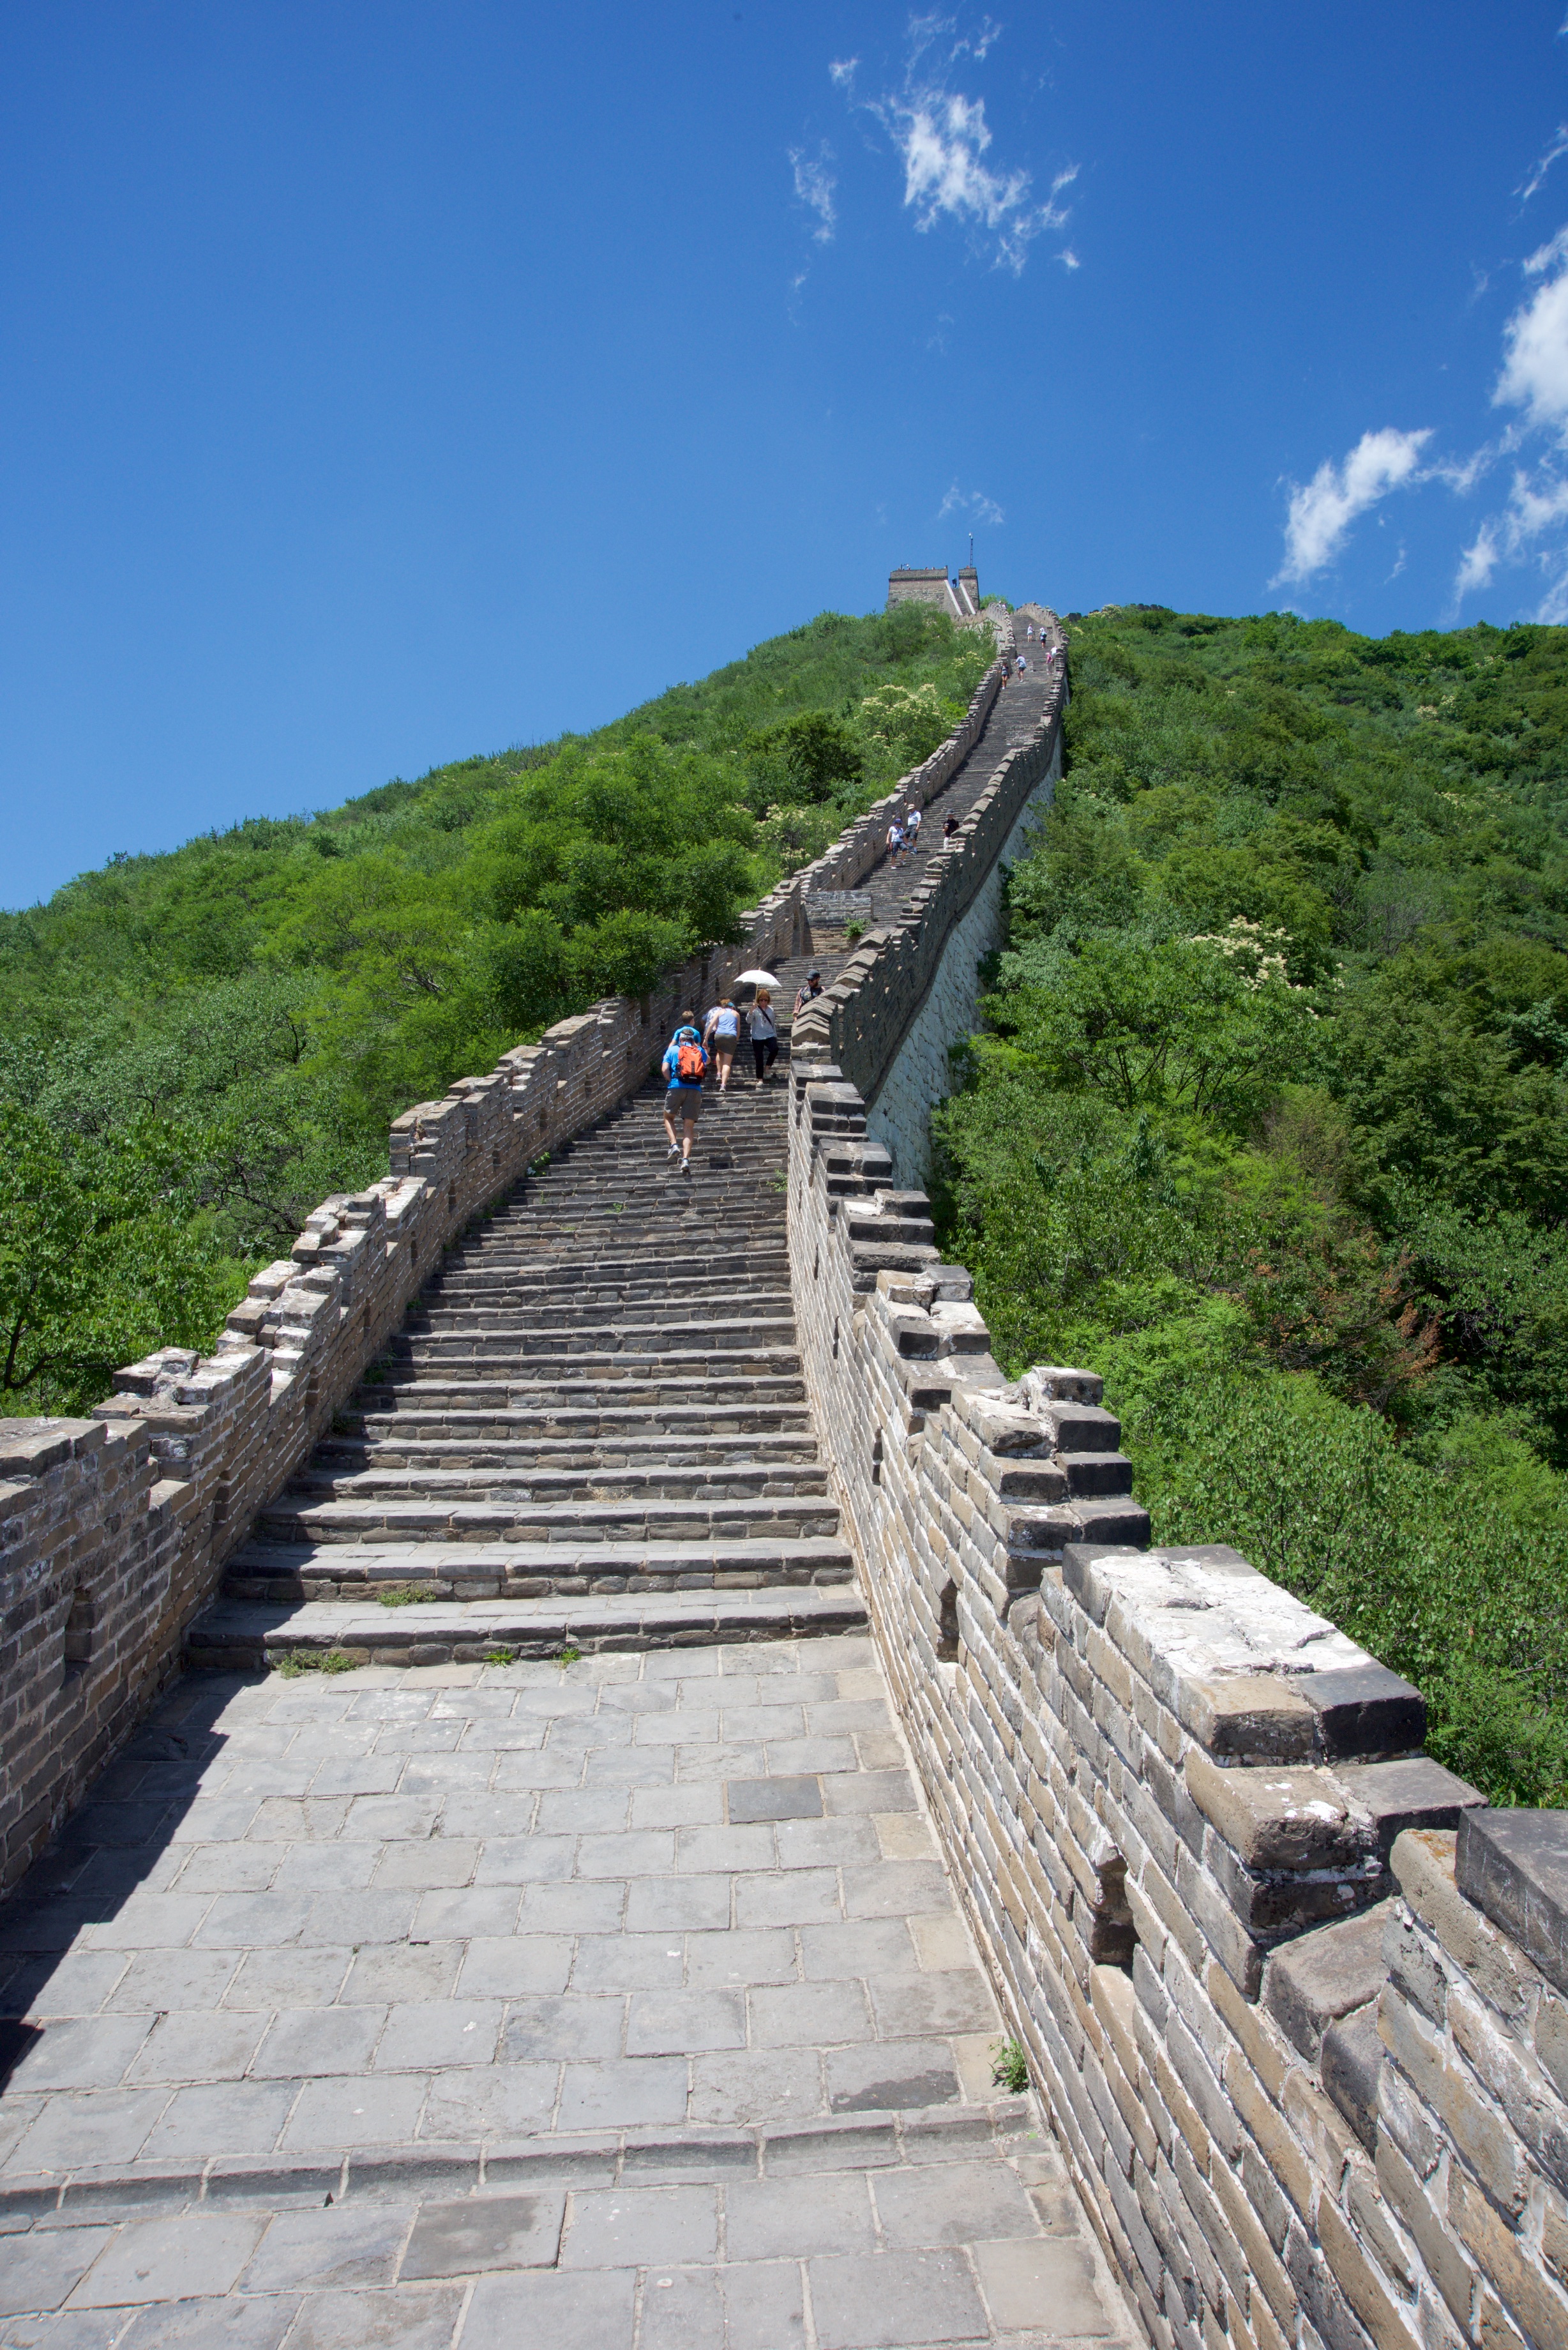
0;1637;1130;2347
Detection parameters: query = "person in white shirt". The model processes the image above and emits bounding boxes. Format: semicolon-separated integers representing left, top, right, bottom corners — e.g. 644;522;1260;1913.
886;818;906;865
905;805;923;851
747;990;779;1084
702;997;741;1093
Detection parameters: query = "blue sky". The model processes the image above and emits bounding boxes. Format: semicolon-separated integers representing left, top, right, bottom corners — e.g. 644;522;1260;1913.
5;3;1568;908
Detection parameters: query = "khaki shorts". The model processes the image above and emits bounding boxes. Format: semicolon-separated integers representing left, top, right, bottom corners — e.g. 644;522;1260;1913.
665;1085;703;1119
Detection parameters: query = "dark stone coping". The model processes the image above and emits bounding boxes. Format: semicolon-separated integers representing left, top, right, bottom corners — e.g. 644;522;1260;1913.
1294;1664;1426;1761
0;2101;1032;2227
1336;1755;1486;1858
1457;1805;1568;1996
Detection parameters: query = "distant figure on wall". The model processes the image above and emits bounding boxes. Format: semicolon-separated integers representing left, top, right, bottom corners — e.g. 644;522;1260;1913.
943;814;960;845
793;971;824;1019
886;817;906;865
905;805;923;851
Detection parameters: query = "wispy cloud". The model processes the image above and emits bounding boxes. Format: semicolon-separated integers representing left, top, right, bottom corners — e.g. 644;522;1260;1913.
1495;226;1568;436
828;57;857;91
833;19;1077;275
940;482;1005;527
789;143;837;244
1520;125;1568;204
1274;428;1433;584
1449;224;1568;614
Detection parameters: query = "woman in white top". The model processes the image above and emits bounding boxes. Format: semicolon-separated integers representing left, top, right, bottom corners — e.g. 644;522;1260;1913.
747;990;779;1085
703;996;741;1093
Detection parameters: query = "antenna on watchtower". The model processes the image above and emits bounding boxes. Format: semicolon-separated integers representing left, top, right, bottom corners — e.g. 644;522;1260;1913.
969;532;974;569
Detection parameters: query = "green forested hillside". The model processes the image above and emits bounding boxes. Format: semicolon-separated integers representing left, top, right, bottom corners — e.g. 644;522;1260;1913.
932;606;1568;1805
0;605;989;1415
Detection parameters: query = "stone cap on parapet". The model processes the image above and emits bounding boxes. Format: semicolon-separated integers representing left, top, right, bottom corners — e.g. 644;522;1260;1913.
0;1416;112;1480
1060;1542;1430;1764
1456;1805;1568;1997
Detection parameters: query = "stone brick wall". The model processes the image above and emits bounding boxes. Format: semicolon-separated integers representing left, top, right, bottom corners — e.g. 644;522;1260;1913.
781;625;1568;2347
783;1063;1568;2348
792;632;1062;1111
864;761;1057;1184
889;566;961;610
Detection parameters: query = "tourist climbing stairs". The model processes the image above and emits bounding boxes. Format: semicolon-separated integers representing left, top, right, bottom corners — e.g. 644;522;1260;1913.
192;957;863;1669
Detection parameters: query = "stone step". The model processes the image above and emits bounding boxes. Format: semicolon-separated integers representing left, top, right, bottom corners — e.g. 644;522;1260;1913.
222;1531;857;1602
367;1334;800;1375
0;2100;1033;2221
382;1318;800;1364
403;1291;794;1335
430;1257;790;1296
464;1215;787;1250
320;1427;820;1468
351;1373;808;1414
255;1492;843;1547
343;1400;815;1440
358;1349;803;1401
283;1460;832;1504
188;1578;869;1667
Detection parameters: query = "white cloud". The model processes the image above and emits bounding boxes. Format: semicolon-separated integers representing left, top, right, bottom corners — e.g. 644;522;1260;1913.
1452;469;1568;612
1455;524;1498;598
1274;428;1433;584
831;19;1076;276
875;89;1073;273
789;144;837;243
1495;227;1568;437
940;482;1005;527
1520;124;1568;204
1447;226;1568;610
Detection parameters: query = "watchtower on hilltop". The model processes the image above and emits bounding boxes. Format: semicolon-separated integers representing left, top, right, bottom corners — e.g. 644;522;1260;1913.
887;564;981;620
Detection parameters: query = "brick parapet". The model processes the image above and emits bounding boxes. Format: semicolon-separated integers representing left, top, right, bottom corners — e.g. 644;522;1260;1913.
783;872;1566;2344
793;621;1064;1108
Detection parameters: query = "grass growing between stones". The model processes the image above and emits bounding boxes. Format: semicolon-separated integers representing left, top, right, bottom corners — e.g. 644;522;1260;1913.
270;1649;361;1677
991;2038;1030;2094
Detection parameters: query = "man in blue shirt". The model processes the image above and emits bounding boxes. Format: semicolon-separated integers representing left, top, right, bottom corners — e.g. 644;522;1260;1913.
661;1015;707;1172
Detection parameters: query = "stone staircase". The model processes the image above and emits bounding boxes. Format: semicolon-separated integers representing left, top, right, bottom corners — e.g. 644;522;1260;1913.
191;960;864;1669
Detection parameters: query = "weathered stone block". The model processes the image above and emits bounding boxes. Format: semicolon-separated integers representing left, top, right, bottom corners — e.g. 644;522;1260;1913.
1185;1750;1366;1874
1265;1905;1394;2063
1458;1807;1568;1999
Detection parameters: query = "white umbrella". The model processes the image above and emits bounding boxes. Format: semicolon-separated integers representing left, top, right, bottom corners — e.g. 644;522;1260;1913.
733;967;780;988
